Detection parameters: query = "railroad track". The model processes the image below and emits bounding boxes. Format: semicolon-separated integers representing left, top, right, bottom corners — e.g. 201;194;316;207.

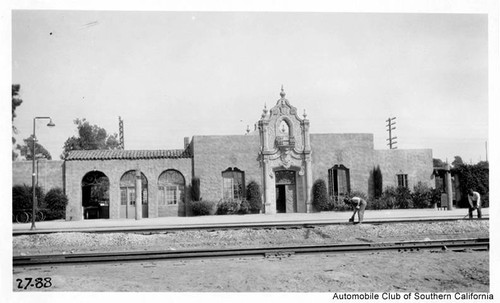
13;238;489;267
12;217;489;236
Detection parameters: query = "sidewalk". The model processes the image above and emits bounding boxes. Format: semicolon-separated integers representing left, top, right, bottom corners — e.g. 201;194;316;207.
12;208;489;234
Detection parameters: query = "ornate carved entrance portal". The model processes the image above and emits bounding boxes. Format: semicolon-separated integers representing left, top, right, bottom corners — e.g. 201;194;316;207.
258;87;313;214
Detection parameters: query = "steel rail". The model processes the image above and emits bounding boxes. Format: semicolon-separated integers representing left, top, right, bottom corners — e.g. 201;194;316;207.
13;238;489;267
12;217;489;236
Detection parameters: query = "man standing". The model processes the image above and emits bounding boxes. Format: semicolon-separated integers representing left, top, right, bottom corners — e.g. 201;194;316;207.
467;189;482;219
347;196;367;224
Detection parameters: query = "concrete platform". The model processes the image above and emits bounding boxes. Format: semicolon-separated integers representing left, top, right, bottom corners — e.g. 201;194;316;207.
12;208;489;235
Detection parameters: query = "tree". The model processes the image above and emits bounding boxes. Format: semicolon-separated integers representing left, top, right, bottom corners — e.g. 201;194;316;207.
12;84;23;160
476;161;489;169
433;158;446;168
190;177;201;201
61;118;119;159
246;180;262;213
452;156;464;167
372;165;383;199
312;179;330;211
12;184;44;211
16;135;52;160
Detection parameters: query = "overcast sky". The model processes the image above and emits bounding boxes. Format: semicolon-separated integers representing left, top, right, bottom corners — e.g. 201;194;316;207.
11;10;489;163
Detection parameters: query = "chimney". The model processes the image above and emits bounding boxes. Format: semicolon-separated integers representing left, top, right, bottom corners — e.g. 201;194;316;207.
184;137;190;149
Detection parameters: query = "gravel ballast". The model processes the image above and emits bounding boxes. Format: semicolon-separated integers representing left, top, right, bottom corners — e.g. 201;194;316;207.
13;220;489;256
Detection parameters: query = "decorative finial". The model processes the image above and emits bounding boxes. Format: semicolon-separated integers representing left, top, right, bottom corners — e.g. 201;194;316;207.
246;125;250;134
261;103;268;119
303;109;307;119
280;85;286;98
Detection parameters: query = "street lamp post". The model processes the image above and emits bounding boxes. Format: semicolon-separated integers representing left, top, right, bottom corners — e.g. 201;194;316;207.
31;117;55;230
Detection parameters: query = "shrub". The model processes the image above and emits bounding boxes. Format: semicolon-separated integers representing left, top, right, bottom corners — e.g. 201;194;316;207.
216;199;241;215
238;200;251;215
380;186;397;209
189;200;214;216
379;186;412;209
372;165;383;199
482;192;489;208
312;179;330;211
369;198;388;210
332;196;351;211
411;182;433;209
395;186;412;209
246;181;262;213
430;188;442;207
452;163;489;208
44;187;68;220
12;185;44;211
191;177;202;202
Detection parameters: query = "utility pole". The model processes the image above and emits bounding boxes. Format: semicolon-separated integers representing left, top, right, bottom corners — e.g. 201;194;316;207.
118;116;124;149
386;117;397;149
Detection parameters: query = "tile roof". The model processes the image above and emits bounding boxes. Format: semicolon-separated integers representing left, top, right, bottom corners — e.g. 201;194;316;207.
65;149;192;161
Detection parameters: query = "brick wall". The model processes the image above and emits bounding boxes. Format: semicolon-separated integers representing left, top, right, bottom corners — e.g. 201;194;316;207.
309;134;433;197
192;134;262;202
14;133;434;220
65;158;192;221
310;133;375;195
374;149;434;190
12;160;64;192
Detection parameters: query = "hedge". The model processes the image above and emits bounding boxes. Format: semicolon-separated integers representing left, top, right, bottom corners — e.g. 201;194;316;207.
44;187;68;220
452;163;489;208
246;181;262;214
312;179;330;211
189;200;214;216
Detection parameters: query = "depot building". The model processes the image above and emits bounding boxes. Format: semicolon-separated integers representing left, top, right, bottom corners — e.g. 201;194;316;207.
12;89;434;221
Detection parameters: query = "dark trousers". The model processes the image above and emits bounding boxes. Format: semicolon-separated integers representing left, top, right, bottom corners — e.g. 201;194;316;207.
469;207;482;219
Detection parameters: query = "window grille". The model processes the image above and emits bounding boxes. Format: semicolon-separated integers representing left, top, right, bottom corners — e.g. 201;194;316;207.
222;168;245;200
328;165;351;199
120;188;127;205
397;174;408;188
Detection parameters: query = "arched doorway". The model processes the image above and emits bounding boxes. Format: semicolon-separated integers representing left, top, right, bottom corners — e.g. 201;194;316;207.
275;170;297;213
81;171;110;219
120;170;148;219
158;170;185;217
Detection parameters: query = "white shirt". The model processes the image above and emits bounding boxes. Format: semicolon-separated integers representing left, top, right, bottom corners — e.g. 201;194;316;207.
351;197;366;208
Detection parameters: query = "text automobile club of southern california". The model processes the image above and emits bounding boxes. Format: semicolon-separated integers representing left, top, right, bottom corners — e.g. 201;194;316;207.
332;293;494;300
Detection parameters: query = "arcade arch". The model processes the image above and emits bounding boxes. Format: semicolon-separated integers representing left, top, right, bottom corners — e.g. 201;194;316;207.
120;170;149;219
158;169;185;216
81;171;110;219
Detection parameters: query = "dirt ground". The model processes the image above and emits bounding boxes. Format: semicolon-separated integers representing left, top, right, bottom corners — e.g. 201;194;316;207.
13;250;488;292
12;221;490;292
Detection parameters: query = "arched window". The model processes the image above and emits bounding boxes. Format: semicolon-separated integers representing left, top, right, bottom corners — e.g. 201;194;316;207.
158;170;185;205
222;167;245;200
328;165;351;199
